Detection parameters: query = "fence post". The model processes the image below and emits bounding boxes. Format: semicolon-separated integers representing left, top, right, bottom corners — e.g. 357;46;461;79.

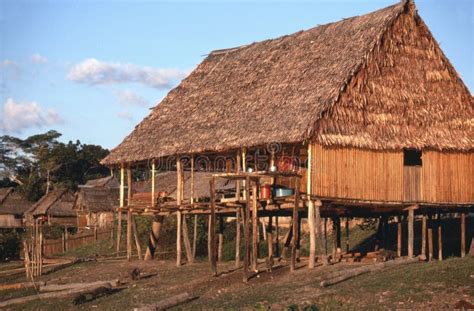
94;224;98;241
62;233;65;253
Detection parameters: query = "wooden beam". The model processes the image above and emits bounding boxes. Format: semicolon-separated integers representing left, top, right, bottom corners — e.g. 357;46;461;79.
151;160;155;208
345;218;350;253
176;158;182;267
117;166;124;256
267;216;273;259
461;213;466;258
307;143;316;269
428;214;433;261
275;215;279;257
127;166;132;261
397;216;402;257
235;210;241;268
315;200;328;265
290;177;300;272
438;214;443;261
242;148;247;200
192;215;197;261
132;217;142;260
421;215;427;260
210;177;217;276
182;215;193;264
235;151;241;201
251;181;258;272
408;207;414;258
243;176;250;282
190;155;195;205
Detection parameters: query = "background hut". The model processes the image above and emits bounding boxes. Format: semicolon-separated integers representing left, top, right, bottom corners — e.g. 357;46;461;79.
74;176;119;228
25;189;77;227
0;187;31;228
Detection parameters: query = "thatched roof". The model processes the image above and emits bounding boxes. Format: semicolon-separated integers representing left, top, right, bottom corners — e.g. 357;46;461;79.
26;189;77;219
102;0;473;166
75;177;120;212
0;187;31;216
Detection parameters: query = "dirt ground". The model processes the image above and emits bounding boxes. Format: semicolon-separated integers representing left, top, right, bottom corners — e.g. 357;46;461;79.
1;255;473;310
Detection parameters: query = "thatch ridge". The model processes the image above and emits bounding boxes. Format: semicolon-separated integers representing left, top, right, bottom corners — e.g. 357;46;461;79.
26;189;76;218
0;188;31;216
102;0;472;165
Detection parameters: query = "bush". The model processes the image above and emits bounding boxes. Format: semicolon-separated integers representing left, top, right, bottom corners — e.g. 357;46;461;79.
0;229;23;261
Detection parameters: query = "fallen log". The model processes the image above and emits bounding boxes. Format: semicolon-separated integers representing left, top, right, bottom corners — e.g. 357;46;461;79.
320;257;419;287
39;279;120;292
0;284;113;308
134;292;198;311
0;281;46;291
72;286;120;305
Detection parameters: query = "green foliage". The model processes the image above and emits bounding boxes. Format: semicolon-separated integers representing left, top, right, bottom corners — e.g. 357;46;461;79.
0;130;110;201
0;229;23;261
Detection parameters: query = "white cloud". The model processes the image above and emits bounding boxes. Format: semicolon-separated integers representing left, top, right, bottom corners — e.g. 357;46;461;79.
117;110;133;121
115;89;149;107
0;59;20;79
31;53;48;64
1;59;17;67
1;98;63;133
67;58;188;89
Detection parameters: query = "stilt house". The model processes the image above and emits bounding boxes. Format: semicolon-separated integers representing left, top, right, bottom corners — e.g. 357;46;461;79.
0;188;31;228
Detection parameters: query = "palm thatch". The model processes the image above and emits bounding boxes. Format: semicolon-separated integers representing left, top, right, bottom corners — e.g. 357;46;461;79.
25;189;77;224
75;177;120;212
102;0;472;166
0;187;31;216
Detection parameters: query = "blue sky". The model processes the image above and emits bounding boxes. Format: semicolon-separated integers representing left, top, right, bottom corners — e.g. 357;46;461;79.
1;0;472;149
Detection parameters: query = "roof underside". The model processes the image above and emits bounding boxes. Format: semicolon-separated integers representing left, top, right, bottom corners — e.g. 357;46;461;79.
103;0;473;165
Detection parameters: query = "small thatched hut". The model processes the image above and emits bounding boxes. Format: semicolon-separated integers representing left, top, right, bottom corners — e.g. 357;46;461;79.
100;0;472;271
0;188;31;228
25;189;77;227
74;176;120;228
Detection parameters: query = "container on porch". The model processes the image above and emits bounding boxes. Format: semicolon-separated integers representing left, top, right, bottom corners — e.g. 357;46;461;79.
260;184;272;199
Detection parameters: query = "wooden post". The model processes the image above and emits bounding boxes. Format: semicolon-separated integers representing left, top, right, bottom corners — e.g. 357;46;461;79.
307;143;316;269
345;218;350;253
151;160;155;208
62;232;65;253
210;178;217;276
315;200;328;265
192;215;198;261
461;213;466;258
144;215;164;260
290;176;300;272
182;215;193;264
190;155;194;204
242;148;247;200
275;215;279;257
207;215;211;262
397;216;402;257
251;180;258;272
236;152;241;201
438;214;443;261
235;210;241;267
243;176;251;282
132;217;142;260
428;214;433;261
117;166;124;256
267;216;273;259
218;217;224;262
65;226;68;252
408;208;414;258
421;215;427;260
176;158;182;267
127;166;132;261
94;224;98;241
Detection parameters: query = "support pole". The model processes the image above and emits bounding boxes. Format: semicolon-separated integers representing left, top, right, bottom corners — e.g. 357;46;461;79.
397;216;402;257
132;217;142;260
182;215;193;264
307;143;316;269
243;176;250;282
461;213;466;258
242;148;247;200
117;166;124;256
207;215;211;262
151;160;155;208
210;177;217;276
428;214;433;261
408;207;414;258
438;214;443;261
218;216;224;262
315;200;328;265
345;218;350;253
235;209;241;267
252;180;258;272
421;215;427;260
290;176;300;272
275;215;279;258
127;166;132;261
176;158;182;267
144;216;164;260
267;216;273;259
235;151;241;201
192;215;198;261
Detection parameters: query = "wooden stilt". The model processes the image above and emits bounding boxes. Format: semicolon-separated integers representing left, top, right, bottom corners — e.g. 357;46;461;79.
182;215;193;264
243;176;251;282
252;181;258;272
235;210;241;267
207;215;211;262
127;166;132;261
192;215;198;261
324;217;328;258
421;215;427;260
345;218;350;253
290;177;300;272
408;208;414;258
145;216;164;260
296;215;302;261
176;158;182;267
117;166;124;256
235;152;241;200
315;200;328;265
275;216;279;258
151;160;156;208
461;213;466;258
397;216;402;257
210;178;217;276
438;214;443;261
308;200;316;269
428;214;433;261
132;217;142;260
218;217;224;262
267;216;273;259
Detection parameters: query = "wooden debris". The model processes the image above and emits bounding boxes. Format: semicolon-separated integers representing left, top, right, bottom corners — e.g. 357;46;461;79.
39;279;120;292
134;292;197;311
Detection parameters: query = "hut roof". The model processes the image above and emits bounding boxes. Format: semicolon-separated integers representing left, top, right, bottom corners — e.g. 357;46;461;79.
75;177;120;213
102;0;473;166
0;188;31;216
82;176;120;189
26;189;77;218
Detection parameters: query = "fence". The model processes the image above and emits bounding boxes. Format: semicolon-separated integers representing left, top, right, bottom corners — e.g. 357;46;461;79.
43;227;113;257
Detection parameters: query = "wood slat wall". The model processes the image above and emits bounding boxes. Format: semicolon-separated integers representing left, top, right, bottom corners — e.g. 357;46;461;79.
403;166;421;202
311;144;404;201
422;151;474;203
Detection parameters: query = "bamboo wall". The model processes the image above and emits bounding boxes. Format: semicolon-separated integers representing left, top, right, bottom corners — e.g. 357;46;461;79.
422;151;474;203
311;144;404;201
